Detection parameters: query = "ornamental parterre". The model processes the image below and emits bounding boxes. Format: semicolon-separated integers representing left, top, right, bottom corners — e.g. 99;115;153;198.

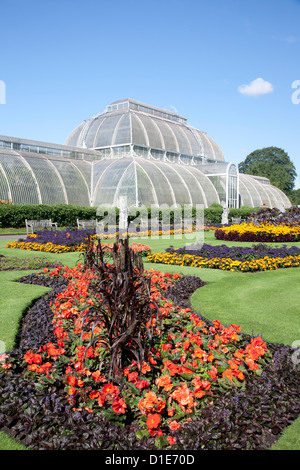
0;248;273;447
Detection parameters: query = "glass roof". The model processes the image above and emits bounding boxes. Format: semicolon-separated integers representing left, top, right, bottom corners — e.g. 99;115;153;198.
65;99;225;163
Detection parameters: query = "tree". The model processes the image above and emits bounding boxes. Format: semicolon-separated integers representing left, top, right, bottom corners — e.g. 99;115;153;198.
289;188;300;206
238;147;297;194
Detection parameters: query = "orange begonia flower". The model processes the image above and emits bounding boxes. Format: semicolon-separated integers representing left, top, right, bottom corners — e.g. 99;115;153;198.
146;413;161;430
89;390;99;400
169;420;181;430
155;374;173;391
171;383;194;408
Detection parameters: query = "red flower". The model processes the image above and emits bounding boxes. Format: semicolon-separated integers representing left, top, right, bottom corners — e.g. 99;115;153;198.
112;397;127;414
103;383;119;397
135;379;149;389
167;436;176;445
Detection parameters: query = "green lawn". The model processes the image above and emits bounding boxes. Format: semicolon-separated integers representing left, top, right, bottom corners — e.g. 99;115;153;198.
0;232;299;450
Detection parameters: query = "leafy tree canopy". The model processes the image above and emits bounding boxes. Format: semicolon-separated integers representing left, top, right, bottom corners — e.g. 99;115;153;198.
238;147;297;193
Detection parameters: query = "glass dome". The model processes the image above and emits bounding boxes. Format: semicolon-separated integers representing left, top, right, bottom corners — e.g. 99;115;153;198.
65;99;225;164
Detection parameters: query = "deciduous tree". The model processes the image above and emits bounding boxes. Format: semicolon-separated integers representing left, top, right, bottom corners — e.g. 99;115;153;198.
238;147;297;193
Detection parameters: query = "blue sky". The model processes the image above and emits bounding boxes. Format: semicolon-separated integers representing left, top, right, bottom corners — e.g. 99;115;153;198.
1;0;300;188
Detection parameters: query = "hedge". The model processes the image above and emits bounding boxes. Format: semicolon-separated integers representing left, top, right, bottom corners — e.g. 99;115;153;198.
0;203;261;229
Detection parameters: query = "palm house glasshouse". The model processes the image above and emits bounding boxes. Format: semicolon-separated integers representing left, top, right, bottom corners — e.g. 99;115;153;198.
0;98;291;209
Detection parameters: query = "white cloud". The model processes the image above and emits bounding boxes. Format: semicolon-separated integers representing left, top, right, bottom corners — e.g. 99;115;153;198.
238;77;274;97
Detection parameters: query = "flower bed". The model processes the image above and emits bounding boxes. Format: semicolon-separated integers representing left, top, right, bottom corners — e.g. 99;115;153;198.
215;222;300;243
0;242;275;446
0;262;299;450
166;242;300;261
5;228;151;256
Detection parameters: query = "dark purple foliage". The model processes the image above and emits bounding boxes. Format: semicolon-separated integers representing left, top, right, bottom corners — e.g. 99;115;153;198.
249;206;300;225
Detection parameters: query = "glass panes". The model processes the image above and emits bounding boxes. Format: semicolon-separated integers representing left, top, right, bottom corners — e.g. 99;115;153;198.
114;162;137;207
153;120;178;152
178;166;212;206
179;126;201;156
207;175;226;203
23;155;67;204
239;179;253;207
131;114;149;146
135;162;157;206
70;160;92;192
168;123;192;156
161;164;192;205
112;146;130;157
133;146;149;158
239;175;262;207
92;159;117;195
93;159;132;206
112;113;131;146
83;116;105;149
0;153;39;204
0;163;10;201
138;115;164;150
65;123;85;147
137;159;175;206
0;141;12;149
150;149;164;161
195;132;215;162
50;159;90;206
94;114;123;148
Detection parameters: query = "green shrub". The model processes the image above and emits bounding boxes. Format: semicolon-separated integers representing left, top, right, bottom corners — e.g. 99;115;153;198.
0;204;98;229
229;206;261;221
204;203;223;223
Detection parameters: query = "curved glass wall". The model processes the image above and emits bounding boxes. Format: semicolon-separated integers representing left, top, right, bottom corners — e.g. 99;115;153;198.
239;174;291;209
0;150;90;206
22;154;67;204
0;151;40;204
91;157;220;208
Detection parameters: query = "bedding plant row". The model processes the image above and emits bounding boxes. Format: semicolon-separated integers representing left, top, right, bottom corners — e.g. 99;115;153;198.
215;222;300;243
5;228;152;256
0;239;299;450
147;242;300;272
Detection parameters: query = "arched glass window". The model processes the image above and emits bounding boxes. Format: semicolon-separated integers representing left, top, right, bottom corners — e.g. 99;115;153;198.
227;163;238;208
